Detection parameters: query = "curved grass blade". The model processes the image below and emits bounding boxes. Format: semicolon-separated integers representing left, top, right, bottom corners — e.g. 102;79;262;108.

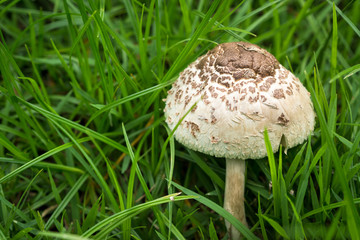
81;193;195;238
171;181;259;240
0;137;91;184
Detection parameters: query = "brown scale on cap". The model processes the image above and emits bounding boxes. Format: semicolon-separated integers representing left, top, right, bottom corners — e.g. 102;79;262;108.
260;95;267;102
248;86;256;94
273;89;285;99
184;95;192;108
209;88;219;98
259;82;271;92
286;88;293;96
216;87;227;92
277;113;290;126
267;77;276;84
184;121;200;138
196;42;280;80
175;89;183;102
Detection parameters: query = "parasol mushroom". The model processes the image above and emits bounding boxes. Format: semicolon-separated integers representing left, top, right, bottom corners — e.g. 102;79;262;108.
164;42;316;239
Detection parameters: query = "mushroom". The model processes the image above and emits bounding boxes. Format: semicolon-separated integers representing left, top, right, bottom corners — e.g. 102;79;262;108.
164;42;316;239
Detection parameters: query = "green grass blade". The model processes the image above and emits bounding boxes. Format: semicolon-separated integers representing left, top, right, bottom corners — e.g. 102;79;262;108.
263;129;280;218
159;211;186;240
261;214;290;239
122;123;137;240
329;0;360;38
209;218;219;240
0;157;84;174
188;150;225;190
171;181;259;240
44;174;88;230
39;231;90;240
257;193;268;240
329;64;360;83
302;198;360;219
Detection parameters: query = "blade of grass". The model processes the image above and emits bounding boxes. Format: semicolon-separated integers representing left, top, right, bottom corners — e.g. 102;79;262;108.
302;197;360;219
24;44;50;105
288;195;305;239
76;3;110;103
0;157;84;174
122;123;137;240
44;174;88;230
159;211;186;240
171;181;259;240
261;214;290;240
51;39;81;97
329;64;360;83
82;195;102;232
257;193;268;240
104;156;125;210
285;144;306;188
0;132;28;161
209;218;219;240
263;129;280;218
328;0;360;38
39;231;90;240
165;127;176;190
122;122;167;236
48;168;62;204
293;139;312;214
188;150;225;190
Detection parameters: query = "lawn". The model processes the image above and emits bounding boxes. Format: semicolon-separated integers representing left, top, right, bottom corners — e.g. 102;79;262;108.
0;0;360;239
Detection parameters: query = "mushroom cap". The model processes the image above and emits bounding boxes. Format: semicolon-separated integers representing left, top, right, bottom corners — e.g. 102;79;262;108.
164;42;316;160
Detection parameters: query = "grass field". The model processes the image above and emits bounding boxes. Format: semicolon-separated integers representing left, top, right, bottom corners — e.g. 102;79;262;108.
1;1;360;239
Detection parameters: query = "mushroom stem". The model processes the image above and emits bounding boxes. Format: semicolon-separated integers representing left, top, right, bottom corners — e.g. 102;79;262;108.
224;158;247;239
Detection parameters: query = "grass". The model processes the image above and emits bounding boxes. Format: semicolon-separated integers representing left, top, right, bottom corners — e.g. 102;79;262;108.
1;0;360;239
